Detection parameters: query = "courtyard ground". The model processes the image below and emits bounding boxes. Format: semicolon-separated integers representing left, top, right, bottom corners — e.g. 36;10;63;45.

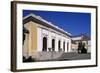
36;52;91;62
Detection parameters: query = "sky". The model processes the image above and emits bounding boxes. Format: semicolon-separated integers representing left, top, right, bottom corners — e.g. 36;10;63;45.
23;10;91;37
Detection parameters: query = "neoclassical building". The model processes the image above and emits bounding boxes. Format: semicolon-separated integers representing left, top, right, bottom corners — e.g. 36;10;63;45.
23;13;72;59
23;13;90;61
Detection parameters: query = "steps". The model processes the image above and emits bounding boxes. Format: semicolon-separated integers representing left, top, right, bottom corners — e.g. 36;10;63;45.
58;52;91;60
36;51;63;61
35;52;91;61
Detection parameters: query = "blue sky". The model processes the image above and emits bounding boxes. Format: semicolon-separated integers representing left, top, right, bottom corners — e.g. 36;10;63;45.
23;10;91;37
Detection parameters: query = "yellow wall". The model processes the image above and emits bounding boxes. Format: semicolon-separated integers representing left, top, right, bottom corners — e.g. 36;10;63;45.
24;21;37;58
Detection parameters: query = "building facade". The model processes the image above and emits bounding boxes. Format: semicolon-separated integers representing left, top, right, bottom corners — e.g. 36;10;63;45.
23;14;72;59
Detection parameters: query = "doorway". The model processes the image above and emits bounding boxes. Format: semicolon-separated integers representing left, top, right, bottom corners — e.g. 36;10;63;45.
52;39;55;51
42;37;47;51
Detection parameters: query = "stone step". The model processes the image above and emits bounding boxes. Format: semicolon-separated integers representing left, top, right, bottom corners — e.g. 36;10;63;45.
59;53;91;60
35;52;90;61
36;51;63;61
60;52;79;58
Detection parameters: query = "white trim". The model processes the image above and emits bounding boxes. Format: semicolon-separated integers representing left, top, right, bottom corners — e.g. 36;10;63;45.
23;13;71;36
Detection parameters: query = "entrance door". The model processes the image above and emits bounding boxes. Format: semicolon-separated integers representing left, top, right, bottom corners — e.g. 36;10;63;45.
42;37;47;51
52;39;55;51
67;42;69;52
58;40;61;51
63;41;65;51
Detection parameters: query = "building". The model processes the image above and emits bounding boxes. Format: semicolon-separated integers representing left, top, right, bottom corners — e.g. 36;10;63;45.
71;34;91;53
23;13;72;60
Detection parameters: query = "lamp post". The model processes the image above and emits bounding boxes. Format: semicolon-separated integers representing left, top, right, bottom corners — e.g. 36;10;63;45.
49;48;54;60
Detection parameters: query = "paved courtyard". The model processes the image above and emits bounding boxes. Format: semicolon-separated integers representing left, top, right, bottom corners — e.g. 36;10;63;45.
36;52;91;62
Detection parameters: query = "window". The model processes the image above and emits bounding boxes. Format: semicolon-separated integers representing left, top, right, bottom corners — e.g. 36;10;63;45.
52;39;55;51
58;40;61;51
63;41;65;51
67;42;69;52
42;37;47;51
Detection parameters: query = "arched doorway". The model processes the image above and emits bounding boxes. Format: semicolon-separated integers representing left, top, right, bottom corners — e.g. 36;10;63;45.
42;37;47;51
67;42;69;52
52;39;55;51
58;40;61;51
63;41;65;51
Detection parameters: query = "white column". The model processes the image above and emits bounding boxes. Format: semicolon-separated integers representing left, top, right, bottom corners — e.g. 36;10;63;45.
68;39;71;52
37;27;42;51
48;31;51;51
55;36;58;51
65;39;68;52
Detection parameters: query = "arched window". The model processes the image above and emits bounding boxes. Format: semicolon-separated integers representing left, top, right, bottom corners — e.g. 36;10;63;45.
52;39;55;51
42;37;47;51
63;41;65;51
58;40;61;51
67;42;69;52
